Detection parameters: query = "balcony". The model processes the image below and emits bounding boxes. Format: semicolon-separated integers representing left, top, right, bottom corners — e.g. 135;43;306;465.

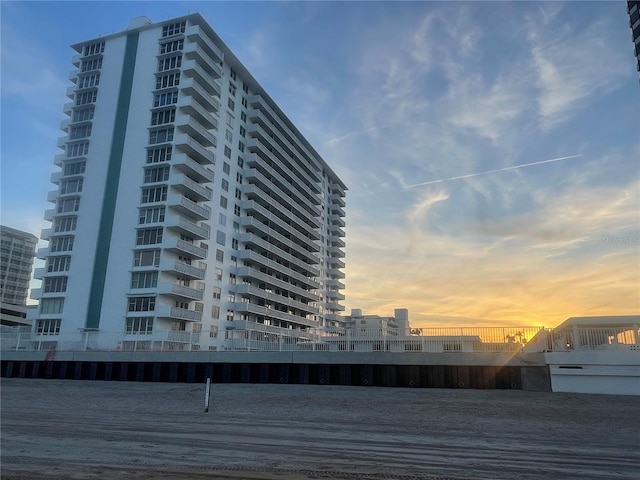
185;25;224;64
329;224;346;237
169;173;212;201
327;268;345;279
233;284;319;315
158;282;204;301
325;290;346;301
238;232;319;277
36;247;49;259
329;214;346;228
182;58;221;96
155;304;203;322
176;95;218;130
40;228;53;241
326;278;345;289
166;194;211;221
165;214;210;240
50;171;63;184
242;183;321;229
329;193;346;207
325;302;345;312
242;199;320;242
233;266;319;303
57;137;68;149
163;236;208;259
175;116;217;147
327;246;345;258
44;209;56;221
173;133;215;165
230;302;317;329
172;153;214;183
47;191;59;203
66;85;76;99
33;267;46;279
240;216;319;254
160;258;206;280
180;77;220;113
30;288;42;300
68;70;79;82
236;250;319;289
329;258;345;269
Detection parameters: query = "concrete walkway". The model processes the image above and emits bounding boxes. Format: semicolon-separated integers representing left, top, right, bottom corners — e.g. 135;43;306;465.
1;379;638;479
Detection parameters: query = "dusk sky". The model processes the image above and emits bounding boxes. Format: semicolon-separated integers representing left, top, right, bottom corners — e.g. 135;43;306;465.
1;1;639;328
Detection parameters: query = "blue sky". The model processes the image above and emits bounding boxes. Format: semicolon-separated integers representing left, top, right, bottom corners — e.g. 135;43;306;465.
1;1;639;327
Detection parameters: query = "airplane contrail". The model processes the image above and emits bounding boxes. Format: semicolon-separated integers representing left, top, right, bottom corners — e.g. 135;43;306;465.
405;154;584;188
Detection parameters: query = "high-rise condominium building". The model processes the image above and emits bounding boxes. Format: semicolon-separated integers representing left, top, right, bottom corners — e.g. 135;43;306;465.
31;14;346;349
1;226;37;326
629;1;640;76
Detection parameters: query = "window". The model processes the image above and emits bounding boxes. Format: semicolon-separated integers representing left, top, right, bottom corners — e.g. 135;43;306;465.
84;42;105;56
40;298;64;315
218;213;226;226
78;73;100;89
228;98;235;111
60;178;83;195
239;126;246;137
136;228;163;245
242;83;249;94
159;39;184;54
54;216;77;233
238;141;244;153
231;238;239;249
162;21;186;37
147;146;172;163
221;179;229;191
72;107;94;122
233;204;240;216
149;127;174;144
226;309;234;321
37;319;61;335
141;186;167;203
126;317;153;334
223;162;231;175
212;286;221;299
151;108;175;126
130;271;158;289
75;90;97;106
229;273;236;285
236;172;243;183
133;249;161;267
211;305;220;319
235;188;242;200
224;146;231;159
144;166;170;183
240;111;247;123
226;112;234;127
237;156;244;168
49;236;74;253
153;91;178;107
128;296;156;312
158;54;182;72
81;57;102;72
57;197;80;213
225;129;233;143
47;256;71;273
220;196;228;209
233;221;240;233
216;231;226;246
241;97;248;108
230;69;237;81
66;143;89;159
210;325;219;338
155;72;180;90
139;206;165;224
69;124;92;140
229;83;237;96
44;276;68;293
214;267;223;281
216;249;224;262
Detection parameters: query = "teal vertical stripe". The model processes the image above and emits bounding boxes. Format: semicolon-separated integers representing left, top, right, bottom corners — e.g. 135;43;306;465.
85;33;139;329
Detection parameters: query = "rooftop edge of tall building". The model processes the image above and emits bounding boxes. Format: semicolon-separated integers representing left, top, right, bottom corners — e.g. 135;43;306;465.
69;12;348;193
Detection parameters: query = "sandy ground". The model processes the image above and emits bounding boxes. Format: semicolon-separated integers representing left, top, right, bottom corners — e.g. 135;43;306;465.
1;379;638;480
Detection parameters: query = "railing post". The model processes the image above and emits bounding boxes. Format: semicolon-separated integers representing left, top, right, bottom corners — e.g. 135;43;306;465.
15;331;21;351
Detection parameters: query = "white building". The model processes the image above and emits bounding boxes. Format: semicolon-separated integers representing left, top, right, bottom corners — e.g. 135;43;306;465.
30;14;346;350
343;308;411;337
1;225;38;327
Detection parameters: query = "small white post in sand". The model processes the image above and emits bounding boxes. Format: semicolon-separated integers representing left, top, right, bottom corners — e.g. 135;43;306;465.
204;377;211;413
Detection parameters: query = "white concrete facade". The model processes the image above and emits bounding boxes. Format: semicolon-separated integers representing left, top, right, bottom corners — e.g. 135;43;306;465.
30;14;346;350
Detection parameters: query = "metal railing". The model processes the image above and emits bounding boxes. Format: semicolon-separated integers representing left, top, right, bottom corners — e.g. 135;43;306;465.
2;325;638;354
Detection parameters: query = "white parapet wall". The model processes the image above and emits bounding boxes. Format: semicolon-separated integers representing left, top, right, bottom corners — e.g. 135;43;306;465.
545;349;640;396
